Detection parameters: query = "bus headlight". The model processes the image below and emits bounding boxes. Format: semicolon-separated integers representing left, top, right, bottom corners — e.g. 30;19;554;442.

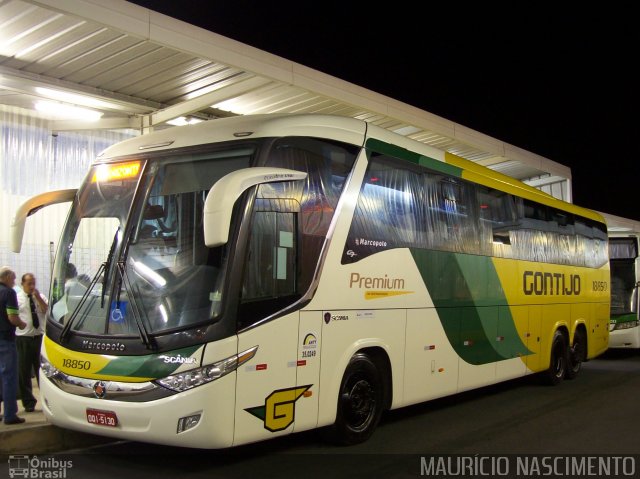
41;355;60;378
155;346;258;392
614;320;639;331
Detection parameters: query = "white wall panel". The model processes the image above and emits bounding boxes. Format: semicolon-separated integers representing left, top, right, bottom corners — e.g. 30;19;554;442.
0;106;135;295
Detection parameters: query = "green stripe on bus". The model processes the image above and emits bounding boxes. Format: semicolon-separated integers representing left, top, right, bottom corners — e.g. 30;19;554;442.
611;313;637;324
96;345;201;379
365;138;462;177
411;249;531;365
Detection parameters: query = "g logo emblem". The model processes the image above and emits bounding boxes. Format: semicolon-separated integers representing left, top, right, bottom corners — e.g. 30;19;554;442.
245;385;311;432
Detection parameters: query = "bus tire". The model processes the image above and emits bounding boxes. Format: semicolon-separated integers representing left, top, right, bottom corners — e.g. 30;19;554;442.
545;330;569;386
329;353;384;445
566;328;587;380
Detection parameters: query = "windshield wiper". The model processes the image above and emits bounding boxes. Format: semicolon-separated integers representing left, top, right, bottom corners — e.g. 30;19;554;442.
60;229;118;343
101;229;119;308
59;262;105;343
115;261;155;350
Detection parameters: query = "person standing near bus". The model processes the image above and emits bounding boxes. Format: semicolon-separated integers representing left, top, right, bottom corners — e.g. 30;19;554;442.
16;273;47;412
0;266;27;424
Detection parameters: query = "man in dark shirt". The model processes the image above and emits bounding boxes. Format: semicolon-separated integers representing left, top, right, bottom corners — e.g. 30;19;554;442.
0;266;27;424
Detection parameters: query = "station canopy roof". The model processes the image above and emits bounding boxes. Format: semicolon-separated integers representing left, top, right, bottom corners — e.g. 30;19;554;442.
600;212;640;235
1;0;570;194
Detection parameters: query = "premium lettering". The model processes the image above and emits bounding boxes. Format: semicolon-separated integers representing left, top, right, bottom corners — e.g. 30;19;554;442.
349;272;405;290
523;271;581;296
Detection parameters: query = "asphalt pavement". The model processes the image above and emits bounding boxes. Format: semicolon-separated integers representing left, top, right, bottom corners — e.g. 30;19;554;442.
3;350;639;478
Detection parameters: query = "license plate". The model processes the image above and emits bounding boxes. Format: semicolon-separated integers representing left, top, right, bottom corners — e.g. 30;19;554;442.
86;408;118;427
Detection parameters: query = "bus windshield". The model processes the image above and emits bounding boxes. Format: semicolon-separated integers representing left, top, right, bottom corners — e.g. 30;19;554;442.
50;145;254;338
50;160;142;333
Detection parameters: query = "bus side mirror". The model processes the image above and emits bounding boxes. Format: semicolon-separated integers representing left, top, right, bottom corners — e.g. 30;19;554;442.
203;168;307;248
11;188;77;253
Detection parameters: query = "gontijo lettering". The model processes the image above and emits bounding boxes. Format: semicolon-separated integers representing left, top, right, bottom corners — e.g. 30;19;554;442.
523;271;581;296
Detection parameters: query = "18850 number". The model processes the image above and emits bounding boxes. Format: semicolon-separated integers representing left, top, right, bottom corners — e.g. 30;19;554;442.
62;358;91;370
592;281;608;292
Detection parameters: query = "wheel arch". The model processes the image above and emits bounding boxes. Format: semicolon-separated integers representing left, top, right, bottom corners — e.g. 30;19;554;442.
573;322;588;351
318;339;396;427
358;346;393;411
556;324;570;342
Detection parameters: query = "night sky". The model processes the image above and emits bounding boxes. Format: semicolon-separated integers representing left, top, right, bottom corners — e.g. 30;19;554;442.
131;2;638;220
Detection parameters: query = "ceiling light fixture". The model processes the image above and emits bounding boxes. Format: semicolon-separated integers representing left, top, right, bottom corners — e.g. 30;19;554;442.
34;100;103;121
35;87;116;110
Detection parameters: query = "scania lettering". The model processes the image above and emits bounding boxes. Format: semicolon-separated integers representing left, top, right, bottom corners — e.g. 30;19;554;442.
12;114;609;448
161;355;197;364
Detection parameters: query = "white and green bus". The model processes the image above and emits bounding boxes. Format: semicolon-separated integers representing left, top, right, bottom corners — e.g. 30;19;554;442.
12;114;610;448
608;234;640;348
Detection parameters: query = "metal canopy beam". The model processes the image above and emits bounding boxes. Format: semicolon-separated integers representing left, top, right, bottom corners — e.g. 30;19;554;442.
0;65;161;114
50;117;138;131
149;76;270;126
600;212;640;234
523;175;567;188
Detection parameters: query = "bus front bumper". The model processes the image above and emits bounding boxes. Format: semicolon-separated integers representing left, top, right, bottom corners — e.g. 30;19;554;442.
609;326;640;349
39;371;236;449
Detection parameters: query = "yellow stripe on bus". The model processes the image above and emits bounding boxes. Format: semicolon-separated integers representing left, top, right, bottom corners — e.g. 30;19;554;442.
44;336;153;382
444;152;605;223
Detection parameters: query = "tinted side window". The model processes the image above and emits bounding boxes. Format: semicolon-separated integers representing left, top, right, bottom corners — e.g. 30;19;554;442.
263;137;358;293
343;153;478;263
238;137;358;328
348;157;425;252
264;137;358;236
345;150;607;268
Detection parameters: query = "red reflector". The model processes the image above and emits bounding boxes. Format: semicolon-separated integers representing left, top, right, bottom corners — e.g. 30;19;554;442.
428;345;436;350
303;390;313;398
297;360;307;366
438;368;445;373
496;336;504;342
256;364;267;371
463;340;473;346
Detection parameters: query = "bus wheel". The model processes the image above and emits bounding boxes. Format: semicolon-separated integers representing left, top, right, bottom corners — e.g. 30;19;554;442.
545;330;569;386
566;329;587;380
330;353;384;445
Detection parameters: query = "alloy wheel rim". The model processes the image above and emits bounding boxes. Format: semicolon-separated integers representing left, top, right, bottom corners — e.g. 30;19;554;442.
343;376;376;431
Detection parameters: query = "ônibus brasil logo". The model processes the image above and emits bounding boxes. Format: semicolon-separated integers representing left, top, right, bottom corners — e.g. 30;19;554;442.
8;455;73;478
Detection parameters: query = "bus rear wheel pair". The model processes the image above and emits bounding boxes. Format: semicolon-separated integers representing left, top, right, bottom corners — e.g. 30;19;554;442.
545;329;587;385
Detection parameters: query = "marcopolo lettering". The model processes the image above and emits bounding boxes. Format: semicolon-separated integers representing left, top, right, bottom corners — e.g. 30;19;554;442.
523;271;581;296
349;272;405;290
82;340;126;352
354;238;388;247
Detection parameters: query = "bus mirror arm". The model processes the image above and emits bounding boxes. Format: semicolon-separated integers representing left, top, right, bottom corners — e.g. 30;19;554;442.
203;168;307;248
10;189;77;253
